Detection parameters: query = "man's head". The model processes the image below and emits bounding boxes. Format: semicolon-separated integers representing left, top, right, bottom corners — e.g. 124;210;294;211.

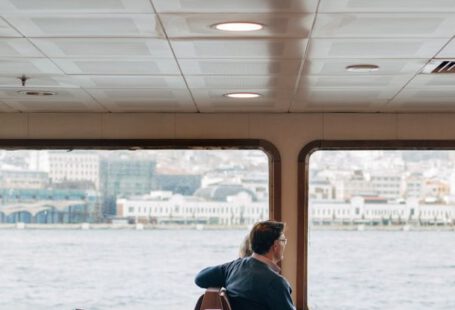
250;220;287;262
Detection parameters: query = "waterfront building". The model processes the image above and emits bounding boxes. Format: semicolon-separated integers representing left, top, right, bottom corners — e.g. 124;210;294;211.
201;171;268;200
404;172;424;199
423;179;450;202
194;184;258;202
48;151;100;189
370;172;403;199
116;190;267;225
100;156;156;215
310;197;455;226
239;172;268;201
0;188;100;224
154;174;202;195
343;170;375;200
309;178;336;200
0;169;49;189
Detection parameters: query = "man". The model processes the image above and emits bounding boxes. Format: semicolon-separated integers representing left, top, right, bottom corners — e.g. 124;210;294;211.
195;220;295;310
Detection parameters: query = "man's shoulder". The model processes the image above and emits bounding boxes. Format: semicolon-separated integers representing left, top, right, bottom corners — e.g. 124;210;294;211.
219;257;245;271
268;274;292;292
223;257;270;275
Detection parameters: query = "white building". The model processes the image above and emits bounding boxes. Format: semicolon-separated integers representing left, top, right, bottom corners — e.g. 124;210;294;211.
342;170;375;199
0;168;48;189
48;151;100;189
370;172;403;199
117;191;268;225
310;197;455;225
404;173;424;199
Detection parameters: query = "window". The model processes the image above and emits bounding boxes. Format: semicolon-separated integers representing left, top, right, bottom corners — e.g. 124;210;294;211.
307;149;455;309
0;146;276;310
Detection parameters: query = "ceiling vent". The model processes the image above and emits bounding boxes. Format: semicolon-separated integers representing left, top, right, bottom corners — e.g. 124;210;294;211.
422;60;455;74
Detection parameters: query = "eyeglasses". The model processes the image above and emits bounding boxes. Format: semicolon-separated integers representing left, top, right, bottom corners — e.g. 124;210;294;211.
278;238;287;245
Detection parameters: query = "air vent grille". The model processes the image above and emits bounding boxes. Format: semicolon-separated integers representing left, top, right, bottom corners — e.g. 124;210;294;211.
423;60;455;74
432;60;455;73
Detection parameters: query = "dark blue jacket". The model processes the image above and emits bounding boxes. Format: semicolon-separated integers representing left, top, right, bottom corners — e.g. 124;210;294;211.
195;257;295;310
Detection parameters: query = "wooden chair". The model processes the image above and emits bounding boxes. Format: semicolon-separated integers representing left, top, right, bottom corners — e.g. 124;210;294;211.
194;287;232;310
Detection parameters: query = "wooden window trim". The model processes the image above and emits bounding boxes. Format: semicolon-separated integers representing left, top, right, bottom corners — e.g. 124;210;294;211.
297;140;455;310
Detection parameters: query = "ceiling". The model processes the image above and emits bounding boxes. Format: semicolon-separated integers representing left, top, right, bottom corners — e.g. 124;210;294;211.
0;0;455;113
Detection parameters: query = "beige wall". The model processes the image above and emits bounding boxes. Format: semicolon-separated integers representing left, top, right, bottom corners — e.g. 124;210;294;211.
2;112;455;301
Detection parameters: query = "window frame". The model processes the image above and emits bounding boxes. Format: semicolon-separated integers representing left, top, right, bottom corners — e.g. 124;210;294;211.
297;140;455;310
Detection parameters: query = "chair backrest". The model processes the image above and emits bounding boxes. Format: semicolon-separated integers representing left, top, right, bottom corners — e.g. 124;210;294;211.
194;287;232;310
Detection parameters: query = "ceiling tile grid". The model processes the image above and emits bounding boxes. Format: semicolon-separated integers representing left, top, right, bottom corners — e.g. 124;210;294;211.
319;0;455;13
86;88;197;112
0;0;155;13
292;0;455;112
30;38;174;58
0;17;22;37
160;13;314;38
3;14;165;37
0;58;63;76
0;0;454;112
191;89;293;113
0;0;315;113
152;0;319;13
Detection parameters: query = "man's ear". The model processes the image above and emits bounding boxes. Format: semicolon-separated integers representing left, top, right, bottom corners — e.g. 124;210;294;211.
272;240;279;249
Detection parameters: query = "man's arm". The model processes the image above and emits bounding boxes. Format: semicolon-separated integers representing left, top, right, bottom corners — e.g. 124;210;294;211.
265;277;296;310
194;264;227;288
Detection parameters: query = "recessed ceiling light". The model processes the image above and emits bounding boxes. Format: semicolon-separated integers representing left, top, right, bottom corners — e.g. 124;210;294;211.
17;90;57;96
224;92;262;99
346;64;380;72
214;22;263;32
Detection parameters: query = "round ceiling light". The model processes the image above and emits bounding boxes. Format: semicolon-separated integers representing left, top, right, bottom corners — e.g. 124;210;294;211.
17;90;57;96
224;92;262;99
214;22;263;32
345;64;380;72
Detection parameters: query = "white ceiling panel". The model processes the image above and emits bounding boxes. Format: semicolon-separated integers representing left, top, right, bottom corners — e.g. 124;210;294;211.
391;88;455;104
309;39;448;59
319;0;455;13
388;88;455;111
87;89;196;112
435;38;455;58
4;99;105;112
0;75;78;88
5;14;163;37
152;0;319;13
192;89;292;112
0;87;91;99
313;14;455;38
0;58;63;75
0;38;44;57
31;38;173;58
171;39;308;58
0;87;106;112
292;87;395;112
73;76;187;89
178;59;301;75
0;17;22;37
406;74;455;88
302;59;427;76
160;14;314;38
0;0;154;13
186;76;296;89
53;58;180;75
298;75;411;90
